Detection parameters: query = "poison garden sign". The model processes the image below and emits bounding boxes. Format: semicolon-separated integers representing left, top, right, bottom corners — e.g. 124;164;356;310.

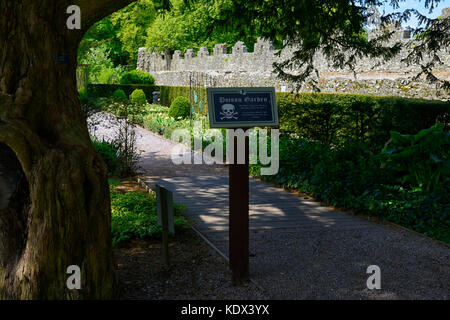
207;87;279;128
206;87;279;284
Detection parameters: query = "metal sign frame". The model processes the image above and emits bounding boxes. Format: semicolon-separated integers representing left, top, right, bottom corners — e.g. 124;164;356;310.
207;87;279;128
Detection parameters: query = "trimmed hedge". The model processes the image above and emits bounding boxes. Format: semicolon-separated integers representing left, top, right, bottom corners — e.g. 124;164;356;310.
90;84;449;150
276;92;449;150
88;84;158;99
92;84;206;114
160;86;208;115
120;70;155;85
159;88;449;144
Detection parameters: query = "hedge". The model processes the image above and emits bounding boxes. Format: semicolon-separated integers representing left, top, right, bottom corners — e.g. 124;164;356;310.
90;84;449;150
160;86;208;115
120;70;155;85
90;85;205;113
88;84;159;99
276;92;449;150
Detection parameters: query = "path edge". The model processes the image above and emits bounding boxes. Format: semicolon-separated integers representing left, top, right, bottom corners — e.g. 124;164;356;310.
135;175;268;294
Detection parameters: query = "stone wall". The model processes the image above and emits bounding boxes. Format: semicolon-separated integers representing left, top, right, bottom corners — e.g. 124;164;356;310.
137;9;450;100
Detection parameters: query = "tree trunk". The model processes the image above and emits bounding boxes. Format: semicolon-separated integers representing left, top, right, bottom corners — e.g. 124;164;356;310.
0;0;135;299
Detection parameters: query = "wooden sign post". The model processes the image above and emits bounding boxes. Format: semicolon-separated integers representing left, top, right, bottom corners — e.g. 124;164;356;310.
207;87;278;284
228;132;250;284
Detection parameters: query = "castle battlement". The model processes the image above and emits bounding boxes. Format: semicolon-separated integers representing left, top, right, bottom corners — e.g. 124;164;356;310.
137;8;450;100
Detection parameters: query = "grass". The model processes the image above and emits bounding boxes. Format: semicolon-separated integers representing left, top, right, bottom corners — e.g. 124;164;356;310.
110;181;188;246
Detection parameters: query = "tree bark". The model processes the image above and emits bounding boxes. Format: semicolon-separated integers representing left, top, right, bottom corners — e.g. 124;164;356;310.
0;0;135;299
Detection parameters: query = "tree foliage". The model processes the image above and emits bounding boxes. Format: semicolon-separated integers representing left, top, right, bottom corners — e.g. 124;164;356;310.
79;0;449;90
79;44;126;83
204;0;449;91
146;0;261;53
110;0;157;62
78;16;127;66
78;0;157;67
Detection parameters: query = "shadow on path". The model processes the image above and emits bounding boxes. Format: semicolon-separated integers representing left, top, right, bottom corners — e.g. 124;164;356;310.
92;111;450;299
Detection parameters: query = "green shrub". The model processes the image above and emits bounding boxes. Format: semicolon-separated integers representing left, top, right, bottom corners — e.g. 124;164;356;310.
112;89;128;101
379;123;449;194
160;86;207;115
130;89;147;105
249;125;450;243
98;68;122;84
110;190;187;246
91;137;120;176
120;70;155;85
91;115;139;177
169;96;190;119
141;89;450;243
88;84;157;98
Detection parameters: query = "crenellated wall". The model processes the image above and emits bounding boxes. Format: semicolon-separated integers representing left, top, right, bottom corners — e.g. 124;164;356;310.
137;9;450;100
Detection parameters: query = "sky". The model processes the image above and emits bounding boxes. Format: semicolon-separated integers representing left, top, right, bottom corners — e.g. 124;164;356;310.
379;0;450;27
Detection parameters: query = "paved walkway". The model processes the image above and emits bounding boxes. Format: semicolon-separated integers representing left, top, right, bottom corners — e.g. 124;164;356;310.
91;112;450;299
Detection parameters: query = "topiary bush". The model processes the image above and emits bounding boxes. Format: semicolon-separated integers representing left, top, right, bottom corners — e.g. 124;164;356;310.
130;89;147;105
120;70;155;85
168;96;190;119
112;89;128;101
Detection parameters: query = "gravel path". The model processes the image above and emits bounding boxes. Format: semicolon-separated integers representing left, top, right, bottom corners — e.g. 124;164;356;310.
89;111;450;300
88;112;227;177
115;229;268;300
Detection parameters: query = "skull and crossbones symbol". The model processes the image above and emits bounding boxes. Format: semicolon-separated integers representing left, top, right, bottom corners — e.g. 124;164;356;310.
220;104;238;120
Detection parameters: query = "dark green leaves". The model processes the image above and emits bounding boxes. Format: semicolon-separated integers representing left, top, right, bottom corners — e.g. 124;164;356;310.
380;123;449;194
210;0;449;91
